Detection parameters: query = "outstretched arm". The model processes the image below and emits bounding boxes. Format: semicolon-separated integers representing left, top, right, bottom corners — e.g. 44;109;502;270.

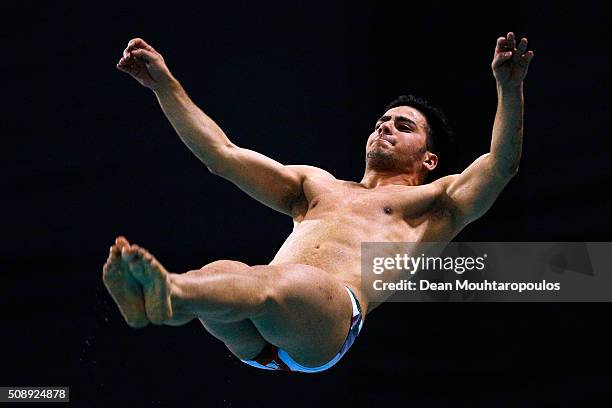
116;38;324;216
442;32;535;226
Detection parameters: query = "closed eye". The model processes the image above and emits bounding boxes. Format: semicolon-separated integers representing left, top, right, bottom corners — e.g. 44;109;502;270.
374;122;413;132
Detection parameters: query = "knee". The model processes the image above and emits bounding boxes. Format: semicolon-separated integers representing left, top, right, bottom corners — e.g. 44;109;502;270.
199;259;249;273
247;265;297;308
182;260;251;285
243;265;285;308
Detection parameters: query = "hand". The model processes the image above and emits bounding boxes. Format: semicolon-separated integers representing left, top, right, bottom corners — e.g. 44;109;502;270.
116;38;175;91
491;32;535;87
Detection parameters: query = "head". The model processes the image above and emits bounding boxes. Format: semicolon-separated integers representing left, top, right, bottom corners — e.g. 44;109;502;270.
365;95;453;182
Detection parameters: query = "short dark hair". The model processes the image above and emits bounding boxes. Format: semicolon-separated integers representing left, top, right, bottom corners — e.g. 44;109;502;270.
384;94;454;157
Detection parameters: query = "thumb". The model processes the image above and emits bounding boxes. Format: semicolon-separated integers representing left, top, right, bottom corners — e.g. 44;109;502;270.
492;51;513;68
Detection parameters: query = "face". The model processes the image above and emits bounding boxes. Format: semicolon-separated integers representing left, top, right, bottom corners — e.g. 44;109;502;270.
366;106;434;172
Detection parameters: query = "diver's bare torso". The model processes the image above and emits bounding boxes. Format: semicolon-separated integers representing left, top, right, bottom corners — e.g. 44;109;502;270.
270;169;460;316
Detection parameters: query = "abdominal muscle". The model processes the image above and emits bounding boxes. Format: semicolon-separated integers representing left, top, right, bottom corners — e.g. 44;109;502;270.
269;209;434;314
270;216;363;279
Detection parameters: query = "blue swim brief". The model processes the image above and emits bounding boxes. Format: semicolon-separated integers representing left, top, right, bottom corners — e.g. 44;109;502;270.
240;286;364;373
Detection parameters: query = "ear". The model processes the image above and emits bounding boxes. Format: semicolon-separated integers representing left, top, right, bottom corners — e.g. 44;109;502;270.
423;152;438;171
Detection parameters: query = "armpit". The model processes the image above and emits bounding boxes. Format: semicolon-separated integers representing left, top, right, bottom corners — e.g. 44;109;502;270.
428;176;461;220
289;189;309;221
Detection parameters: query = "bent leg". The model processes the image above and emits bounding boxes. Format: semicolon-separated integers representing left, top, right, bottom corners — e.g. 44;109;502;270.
103;240;267;359
104;239;353;367
172;263;353;367
249;264;353;367
183;260;267;360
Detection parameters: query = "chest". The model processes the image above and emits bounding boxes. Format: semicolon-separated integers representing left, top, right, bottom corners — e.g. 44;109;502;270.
300;179;447;222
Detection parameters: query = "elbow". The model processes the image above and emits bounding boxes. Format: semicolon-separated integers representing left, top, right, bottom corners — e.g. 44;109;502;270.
503;162;520;177
206;165;221;176
490;155;520;178
206;143;237;176
206;160;229;177
494;164;519;180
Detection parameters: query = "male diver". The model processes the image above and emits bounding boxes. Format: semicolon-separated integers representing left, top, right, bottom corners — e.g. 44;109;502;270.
104;32;534;372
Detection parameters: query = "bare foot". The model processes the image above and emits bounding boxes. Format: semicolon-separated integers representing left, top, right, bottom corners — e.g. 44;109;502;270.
102;237;149;328
121;243;175;325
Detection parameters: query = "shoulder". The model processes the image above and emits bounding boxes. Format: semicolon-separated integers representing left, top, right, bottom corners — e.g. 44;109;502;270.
286;165;336;181
430;174;460;190
418;175;463;221
286;165;336;219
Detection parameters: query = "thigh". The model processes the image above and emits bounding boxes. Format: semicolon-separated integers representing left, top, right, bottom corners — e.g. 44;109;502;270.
200;318;266;360
250;264;353;367
193;260;267;360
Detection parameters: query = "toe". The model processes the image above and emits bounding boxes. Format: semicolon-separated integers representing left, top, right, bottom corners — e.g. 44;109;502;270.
115;236;130;248
109;244;121;260
103;245;123;278
131;244;149;258
121;244;138;262
129;248;173;324
129;245;156;270
102;260;150;327
133;246;158;268
126;251;146;281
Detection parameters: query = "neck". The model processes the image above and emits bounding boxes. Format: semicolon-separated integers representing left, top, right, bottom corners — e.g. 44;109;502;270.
359;168;424;188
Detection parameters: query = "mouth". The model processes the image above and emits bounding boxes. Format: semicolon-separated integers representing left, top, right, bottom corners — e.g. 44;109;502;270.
374;137;394;146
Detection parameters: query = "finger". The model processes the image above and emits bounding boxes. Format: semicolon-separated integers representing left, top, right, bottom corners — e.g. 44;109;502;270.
123;40;155;58
118;53;134;70
517;37;528;54
121;54;140;67
116;59;137;74
116;63;130;73
123;46;141;59
495;36;508;52
507;32;516;50
131;48;158;63
493;50;513;65
522;50;535;63
128;38;156;52
123;43;137;59
124;42;150;58
517;51;535;68
117;57;129;68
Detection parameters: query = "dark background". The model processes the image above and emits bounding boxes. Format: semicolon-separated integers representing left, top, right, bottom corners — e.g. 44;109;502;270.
4;0;611;406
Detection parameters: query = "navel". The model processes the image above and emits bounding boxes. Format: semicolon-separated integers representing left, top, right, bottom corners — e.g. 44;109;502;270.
384;207;392;215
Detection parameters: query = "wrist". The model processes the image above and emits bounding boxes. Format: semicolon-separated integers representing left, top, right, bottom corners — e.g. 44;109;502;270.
152;76;181;96
496;81;523;94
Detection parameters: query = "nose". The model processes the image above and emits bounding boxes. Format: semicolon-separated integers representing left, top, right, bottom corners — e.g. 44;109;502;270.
378;121;392;135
